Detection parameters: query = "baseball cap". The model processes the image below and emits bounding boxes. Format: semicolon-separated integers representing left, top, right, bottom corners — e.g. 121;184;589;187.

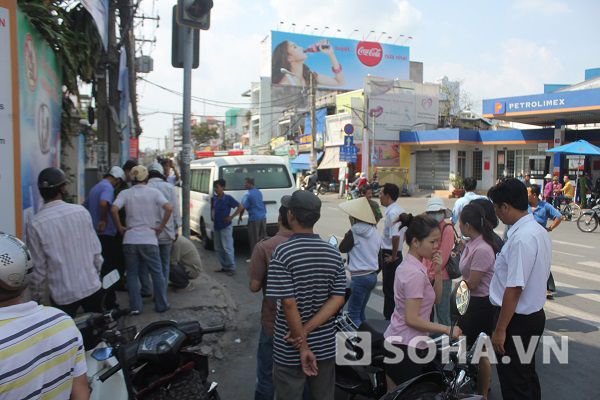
130;165;149;182
281;190;321;220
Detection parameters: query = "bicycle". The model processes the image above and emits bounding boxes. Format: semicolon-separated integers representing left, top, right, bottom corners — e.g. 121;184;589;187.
558;198;582;221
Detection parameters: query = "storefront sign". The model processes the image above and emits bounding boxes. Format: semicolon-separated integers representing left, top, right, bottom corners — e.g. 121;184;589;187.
483;88;600;116
0;4;17;234
372;141;400;167
537;142;549;152
129;137;138;158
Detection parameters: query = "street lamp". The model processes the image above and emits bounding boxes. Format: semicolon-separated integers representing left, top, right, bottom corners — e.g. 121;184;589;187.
348;29;359;39
364;30;375;41
301;24;310;34
393;34;404;45
401;36;413;45
333;29;342;37
377;32;387;42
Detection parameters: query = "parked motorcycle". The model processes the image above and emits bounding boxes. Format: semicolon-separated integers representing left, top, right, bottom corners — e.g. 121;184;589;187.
382;280;485;400
577;204;600;232
79;305;225;399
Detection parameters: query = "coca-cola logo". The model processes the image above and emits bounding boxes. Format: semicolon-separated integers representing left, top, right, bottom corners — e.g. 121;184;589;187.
357;41;383;67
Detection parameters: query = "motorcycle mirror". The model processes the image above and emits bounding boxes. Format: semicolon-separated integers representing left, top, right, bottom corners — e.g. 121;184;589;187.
328;235;338;247
91;347;113;361
102;270;120;290
450;280;470;317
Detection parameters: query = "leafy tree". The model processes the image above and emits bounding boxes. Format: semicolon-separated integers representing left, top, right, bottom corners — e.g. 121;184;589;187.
190;123;218;146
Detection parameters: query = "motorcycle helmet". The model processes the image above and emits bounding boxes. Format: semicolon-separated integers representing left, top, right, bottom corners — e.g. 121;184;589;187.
147;162;165;176
0;233;33;301
106;166;126;182
37;167;68;188
130;165;149;182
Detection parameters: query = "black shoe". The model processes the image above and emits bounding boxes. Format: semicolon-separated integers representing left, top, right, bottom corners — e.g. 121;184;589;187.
156;305;171;313
215;268;229;273
141;293;153;299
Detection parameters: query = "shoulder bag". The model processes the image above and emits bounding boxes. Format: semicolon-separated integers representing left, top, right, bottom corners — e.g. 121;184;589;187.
442;224;462;280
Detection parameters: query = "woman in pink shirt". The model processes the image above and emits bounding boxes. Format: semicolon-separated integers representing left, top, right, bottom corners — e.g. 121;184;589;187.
457;203;500;396
383;214;462;389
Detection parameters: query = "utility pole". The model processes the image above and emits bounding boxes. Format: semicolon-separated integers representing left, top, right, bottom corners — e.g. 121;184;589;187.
310;72;317;170
108;0;120;167
181;26;193;238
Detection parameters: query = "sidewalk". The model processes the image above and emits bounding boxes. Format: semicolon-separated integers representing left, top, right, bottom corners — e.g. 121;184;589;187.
116;237;238;359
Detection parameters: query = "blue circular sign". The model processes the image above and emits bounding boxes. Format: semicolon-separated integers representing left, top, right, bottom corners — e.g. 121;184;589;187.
344;124;354;135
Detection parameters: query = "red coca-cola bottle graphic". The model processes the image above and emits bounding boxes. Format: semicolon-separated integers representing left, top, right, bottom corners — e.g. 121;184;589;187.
304;41;331;53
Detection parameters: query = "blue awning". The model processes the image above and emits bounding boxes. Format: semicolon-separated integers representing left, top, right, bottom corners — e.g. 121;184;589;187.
290;152;323;171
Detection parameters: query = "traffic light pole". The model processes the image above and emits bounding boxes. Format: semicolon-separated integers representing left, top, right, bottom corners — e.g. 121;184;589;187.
181;26;193;238
310;73;317;171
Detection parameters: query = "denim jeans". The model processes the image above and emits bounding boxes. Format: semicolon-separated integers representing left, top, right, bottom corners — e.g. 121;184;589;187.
434;280;453;326
214;225;236;270
348;272;378;327
123;244;169;312
255;327;274;400
159;243;173;283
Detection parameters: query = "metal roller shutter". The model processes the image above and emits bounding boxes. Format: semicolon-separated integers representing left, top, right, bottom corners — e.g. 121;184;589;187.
415;150;450;190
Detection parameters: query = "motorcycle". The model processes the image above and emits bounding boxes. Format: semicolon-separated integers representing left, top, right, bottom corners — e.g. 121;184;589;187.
382;280;486;400
317;181;328;196
78;282;225;399
577;204;600;232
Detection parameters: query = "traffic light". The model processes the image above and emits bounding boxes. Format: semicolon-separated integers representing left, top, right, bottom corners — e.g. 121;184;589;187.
177;0;213;30
172;6;200;68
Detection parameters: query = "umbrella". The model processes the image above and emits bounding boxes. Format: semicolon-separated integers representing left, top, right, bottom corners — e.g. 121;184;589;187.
546;139;600;156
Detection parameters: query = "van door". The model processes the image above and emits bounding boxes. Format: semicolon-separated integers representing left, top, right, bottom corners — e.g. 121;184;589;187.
190;167;213;234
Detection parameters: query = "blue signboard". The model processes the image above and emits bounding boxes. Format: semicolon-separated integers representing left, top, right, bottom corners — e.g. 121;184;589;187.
482;88;600;116
340;145;358;162
344;135;354;147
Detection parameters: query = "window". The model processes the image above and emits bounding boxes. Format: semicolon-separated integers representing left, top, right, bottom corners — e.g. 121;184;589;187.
457;151;467;179
191;169;210;194
472;151;483;181
220;164;292;190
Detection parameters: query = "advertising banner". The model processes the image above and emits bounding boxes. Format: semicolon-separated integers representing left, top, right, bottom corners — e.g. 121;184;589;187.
271;31;409;90
129;137;138;158
0;4;17;234
367;79;440;131
81;0;109;50
482;88;600;116
18;9;62;235
372;141;401;167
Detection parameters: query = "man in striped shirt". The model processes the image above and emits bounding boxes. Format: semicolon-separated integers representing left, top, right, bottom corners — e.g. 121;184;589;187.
0;233;89;399
27;168;104;317
266;191;346;400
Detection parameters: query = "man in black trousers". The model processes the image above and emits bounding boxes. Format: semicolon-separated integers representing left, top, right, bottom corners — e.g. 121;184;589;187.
488;178;551;400
379;183;406;320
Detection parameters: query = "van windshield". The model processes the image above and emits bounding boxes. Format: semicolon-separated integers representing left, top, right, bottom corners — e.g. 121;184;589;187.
220;164;292;190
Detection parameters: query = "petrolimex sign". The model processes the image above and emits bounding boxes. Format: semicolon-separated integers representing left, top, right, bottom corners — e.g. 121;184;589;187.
482;88;600;116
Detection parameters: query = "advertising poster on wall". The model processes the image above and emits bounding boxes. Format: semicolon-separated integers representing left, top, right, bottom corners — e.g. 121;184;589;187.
18;9;62;234
372;141;401;167
271;31;409;90
0;4;17;235
366;79;440;131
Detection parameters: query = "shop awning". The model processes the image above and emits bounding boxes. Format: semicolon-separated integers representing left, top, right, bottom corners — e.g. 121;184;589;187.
290;152;322;171
318;147;347;170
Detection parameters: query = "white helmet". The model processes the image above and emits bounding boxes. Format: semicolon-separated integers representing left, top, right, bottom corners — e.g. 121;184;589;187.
147;162;164;176
106;166;126;182
0;233;32;299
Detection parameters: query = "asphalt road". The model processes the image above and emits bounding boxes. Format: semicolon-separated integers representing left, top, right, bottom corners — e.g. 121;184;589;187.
205;193;600;399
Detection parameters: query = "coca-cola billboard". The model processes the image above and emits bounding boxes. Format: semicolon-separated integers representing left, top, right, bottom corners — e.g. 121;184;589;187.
269;31;409;90
357;41;383;67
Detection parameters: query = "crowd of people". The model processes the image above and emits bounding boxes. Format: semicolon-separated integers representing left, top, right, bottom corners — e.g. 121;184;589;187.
247;176;557;400
0;165;569;399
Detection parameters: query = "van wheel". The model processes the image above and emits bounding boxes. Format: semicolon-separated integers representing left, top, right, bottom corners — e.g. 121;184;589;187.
200;219;214;250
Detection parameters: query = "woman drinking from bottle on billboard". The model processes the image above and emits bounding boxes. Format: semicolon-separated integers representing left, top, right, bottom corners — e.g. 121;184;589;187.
272;39;345;87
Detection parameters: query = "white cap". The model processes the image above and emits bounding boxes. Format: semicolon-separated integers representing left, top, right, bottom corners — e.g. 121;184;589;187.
147;162;164;176
131;165;149;182
424;197;452;218
106;166;126;181
339;197;376;225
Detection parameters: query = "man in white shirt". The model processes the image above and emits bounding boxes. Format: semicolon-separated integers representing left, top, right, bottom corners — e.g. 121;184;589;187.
146;163;182;291
27;168;104;317
487;178;551;400
379;183;406;320
451;177;483;224
111;165;173;314
161;158;180;186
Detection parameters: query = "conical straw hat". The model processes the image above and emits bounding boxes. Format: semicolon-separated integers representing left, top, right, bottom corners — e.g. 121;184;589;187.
339;197;377;225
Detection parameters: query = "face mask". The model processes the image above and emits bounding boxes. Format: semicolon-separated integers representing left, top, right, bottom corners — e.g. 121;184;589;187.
428;212;445;222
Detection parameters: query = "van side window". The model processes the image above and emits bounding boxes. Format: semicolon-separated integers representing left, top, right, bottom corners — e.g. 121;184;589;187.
199;169;210;194
220;164;292;190
191;170;200;191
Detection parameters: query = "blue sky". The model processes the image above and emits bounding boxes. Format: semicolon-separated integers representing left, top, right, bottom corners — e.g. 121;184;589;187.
135;0;598;149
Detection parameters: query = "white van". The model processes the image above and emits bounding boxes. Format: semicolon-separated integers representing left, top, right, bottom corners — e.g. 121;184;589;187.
189;155;295;248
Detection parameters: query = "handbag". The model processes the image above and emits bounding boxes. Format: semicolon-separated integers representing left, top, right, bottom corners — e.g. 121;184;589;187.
442;224;462;279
